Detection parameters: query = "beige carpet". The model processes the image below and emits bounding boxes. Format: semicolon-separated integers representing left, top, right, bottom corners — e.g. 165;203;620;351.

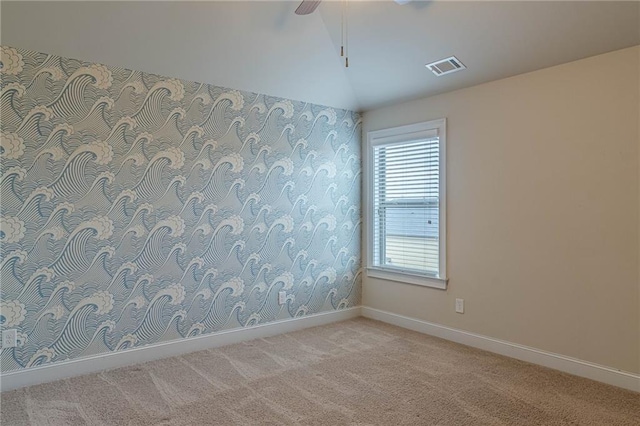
1;318;638;425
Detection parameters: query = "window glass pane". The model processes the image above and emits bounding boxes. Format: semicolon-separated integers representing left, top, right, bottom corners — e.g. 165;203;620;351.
373;137;440;276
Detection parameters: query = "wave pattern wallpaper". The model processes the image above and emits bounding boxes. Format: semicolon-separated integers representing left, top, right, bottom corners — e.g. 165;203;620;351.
0;46;362;373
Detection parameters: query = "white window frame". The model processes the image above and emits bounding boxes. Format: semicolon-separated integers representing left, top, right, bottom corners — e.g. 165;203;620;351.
364;118;448;290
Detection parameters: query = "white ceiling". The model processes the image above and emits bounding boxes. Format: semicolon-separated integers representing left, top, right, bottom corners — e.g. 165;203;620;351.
2;1;639;112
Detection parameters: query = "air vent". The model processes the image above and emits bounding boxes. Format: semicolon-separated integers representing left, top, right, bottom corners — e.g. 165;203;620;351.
426;56;466;76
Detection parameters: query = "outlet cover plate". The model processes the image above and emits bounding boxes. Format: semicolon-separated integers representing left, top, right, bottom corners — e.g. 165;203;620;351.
2;329;17;348
455;298;464;314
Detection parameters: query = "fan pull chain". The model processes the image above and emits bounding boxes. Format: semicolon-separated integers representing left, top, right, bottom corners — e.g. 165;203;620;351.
345;0;349;67
341;0;345;57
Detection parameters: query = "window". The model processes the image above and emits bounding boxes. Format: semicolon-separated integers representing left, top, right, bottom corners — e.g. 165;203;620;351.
365;119;447;289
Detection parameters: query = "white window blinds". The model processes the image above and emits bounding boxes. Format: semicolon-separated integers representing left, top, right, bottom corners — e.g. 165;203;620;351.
372;132;441;277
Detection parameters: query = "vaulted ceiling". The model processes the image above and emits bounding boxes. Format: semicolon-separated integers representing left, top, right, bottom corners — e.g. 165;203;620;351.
2;1;639;112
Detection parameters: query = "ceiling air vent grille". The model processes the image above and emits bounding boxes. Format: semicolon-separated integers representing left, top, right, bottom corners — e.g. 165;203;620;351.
426;56;466;76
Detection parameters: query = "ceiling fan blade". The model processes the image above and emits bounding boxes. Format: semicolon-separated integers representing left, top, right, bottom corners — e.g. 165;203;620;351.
295;0;322;15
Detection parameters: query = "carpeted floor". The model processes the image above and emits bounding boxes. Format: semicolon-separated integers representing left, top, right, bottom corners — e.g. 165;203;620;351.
1;318;638;425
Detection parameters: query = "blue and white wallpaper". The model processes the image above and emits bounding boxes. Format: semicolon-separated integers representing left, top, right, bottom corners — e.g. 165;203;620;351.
0;46;361;372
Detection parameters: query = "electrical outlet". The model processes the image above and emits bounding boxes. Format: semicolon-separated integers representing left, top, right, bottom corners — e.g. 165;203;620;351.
455;298;464;314
2;329;18;348
278;291;287;305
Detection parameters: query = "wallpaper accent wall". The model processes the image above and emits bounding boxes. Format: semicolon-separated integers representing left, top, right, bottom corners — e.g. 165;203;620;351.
0;46;361;373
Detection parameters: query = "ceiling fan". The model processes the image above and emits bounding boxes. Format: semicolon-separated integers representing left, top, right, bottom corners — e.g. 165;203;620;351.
295;0;413;67
295;0;412;16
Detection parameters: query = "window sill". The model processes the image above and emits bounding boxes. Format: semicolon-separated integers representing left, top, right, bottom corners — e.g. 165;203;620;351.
366;267;448;290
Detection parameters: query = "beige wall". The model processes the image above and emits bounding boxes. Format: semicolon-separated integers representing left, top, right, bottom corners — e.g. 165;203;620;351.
362;46;640;374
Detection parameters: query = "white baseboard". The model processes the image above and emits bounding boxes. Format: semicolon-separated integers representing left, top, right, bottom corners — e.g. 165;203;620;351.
0;307;361;392
361;306;639;393
4;306;637;394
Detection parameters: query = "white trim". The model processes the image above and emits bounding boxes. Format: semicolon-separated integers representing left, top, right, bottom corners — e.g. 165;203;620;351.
361;307;640;393
5;306;636;394
438;120;447;280
364;119;447;290
366;267;447;289
0;307;361;392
